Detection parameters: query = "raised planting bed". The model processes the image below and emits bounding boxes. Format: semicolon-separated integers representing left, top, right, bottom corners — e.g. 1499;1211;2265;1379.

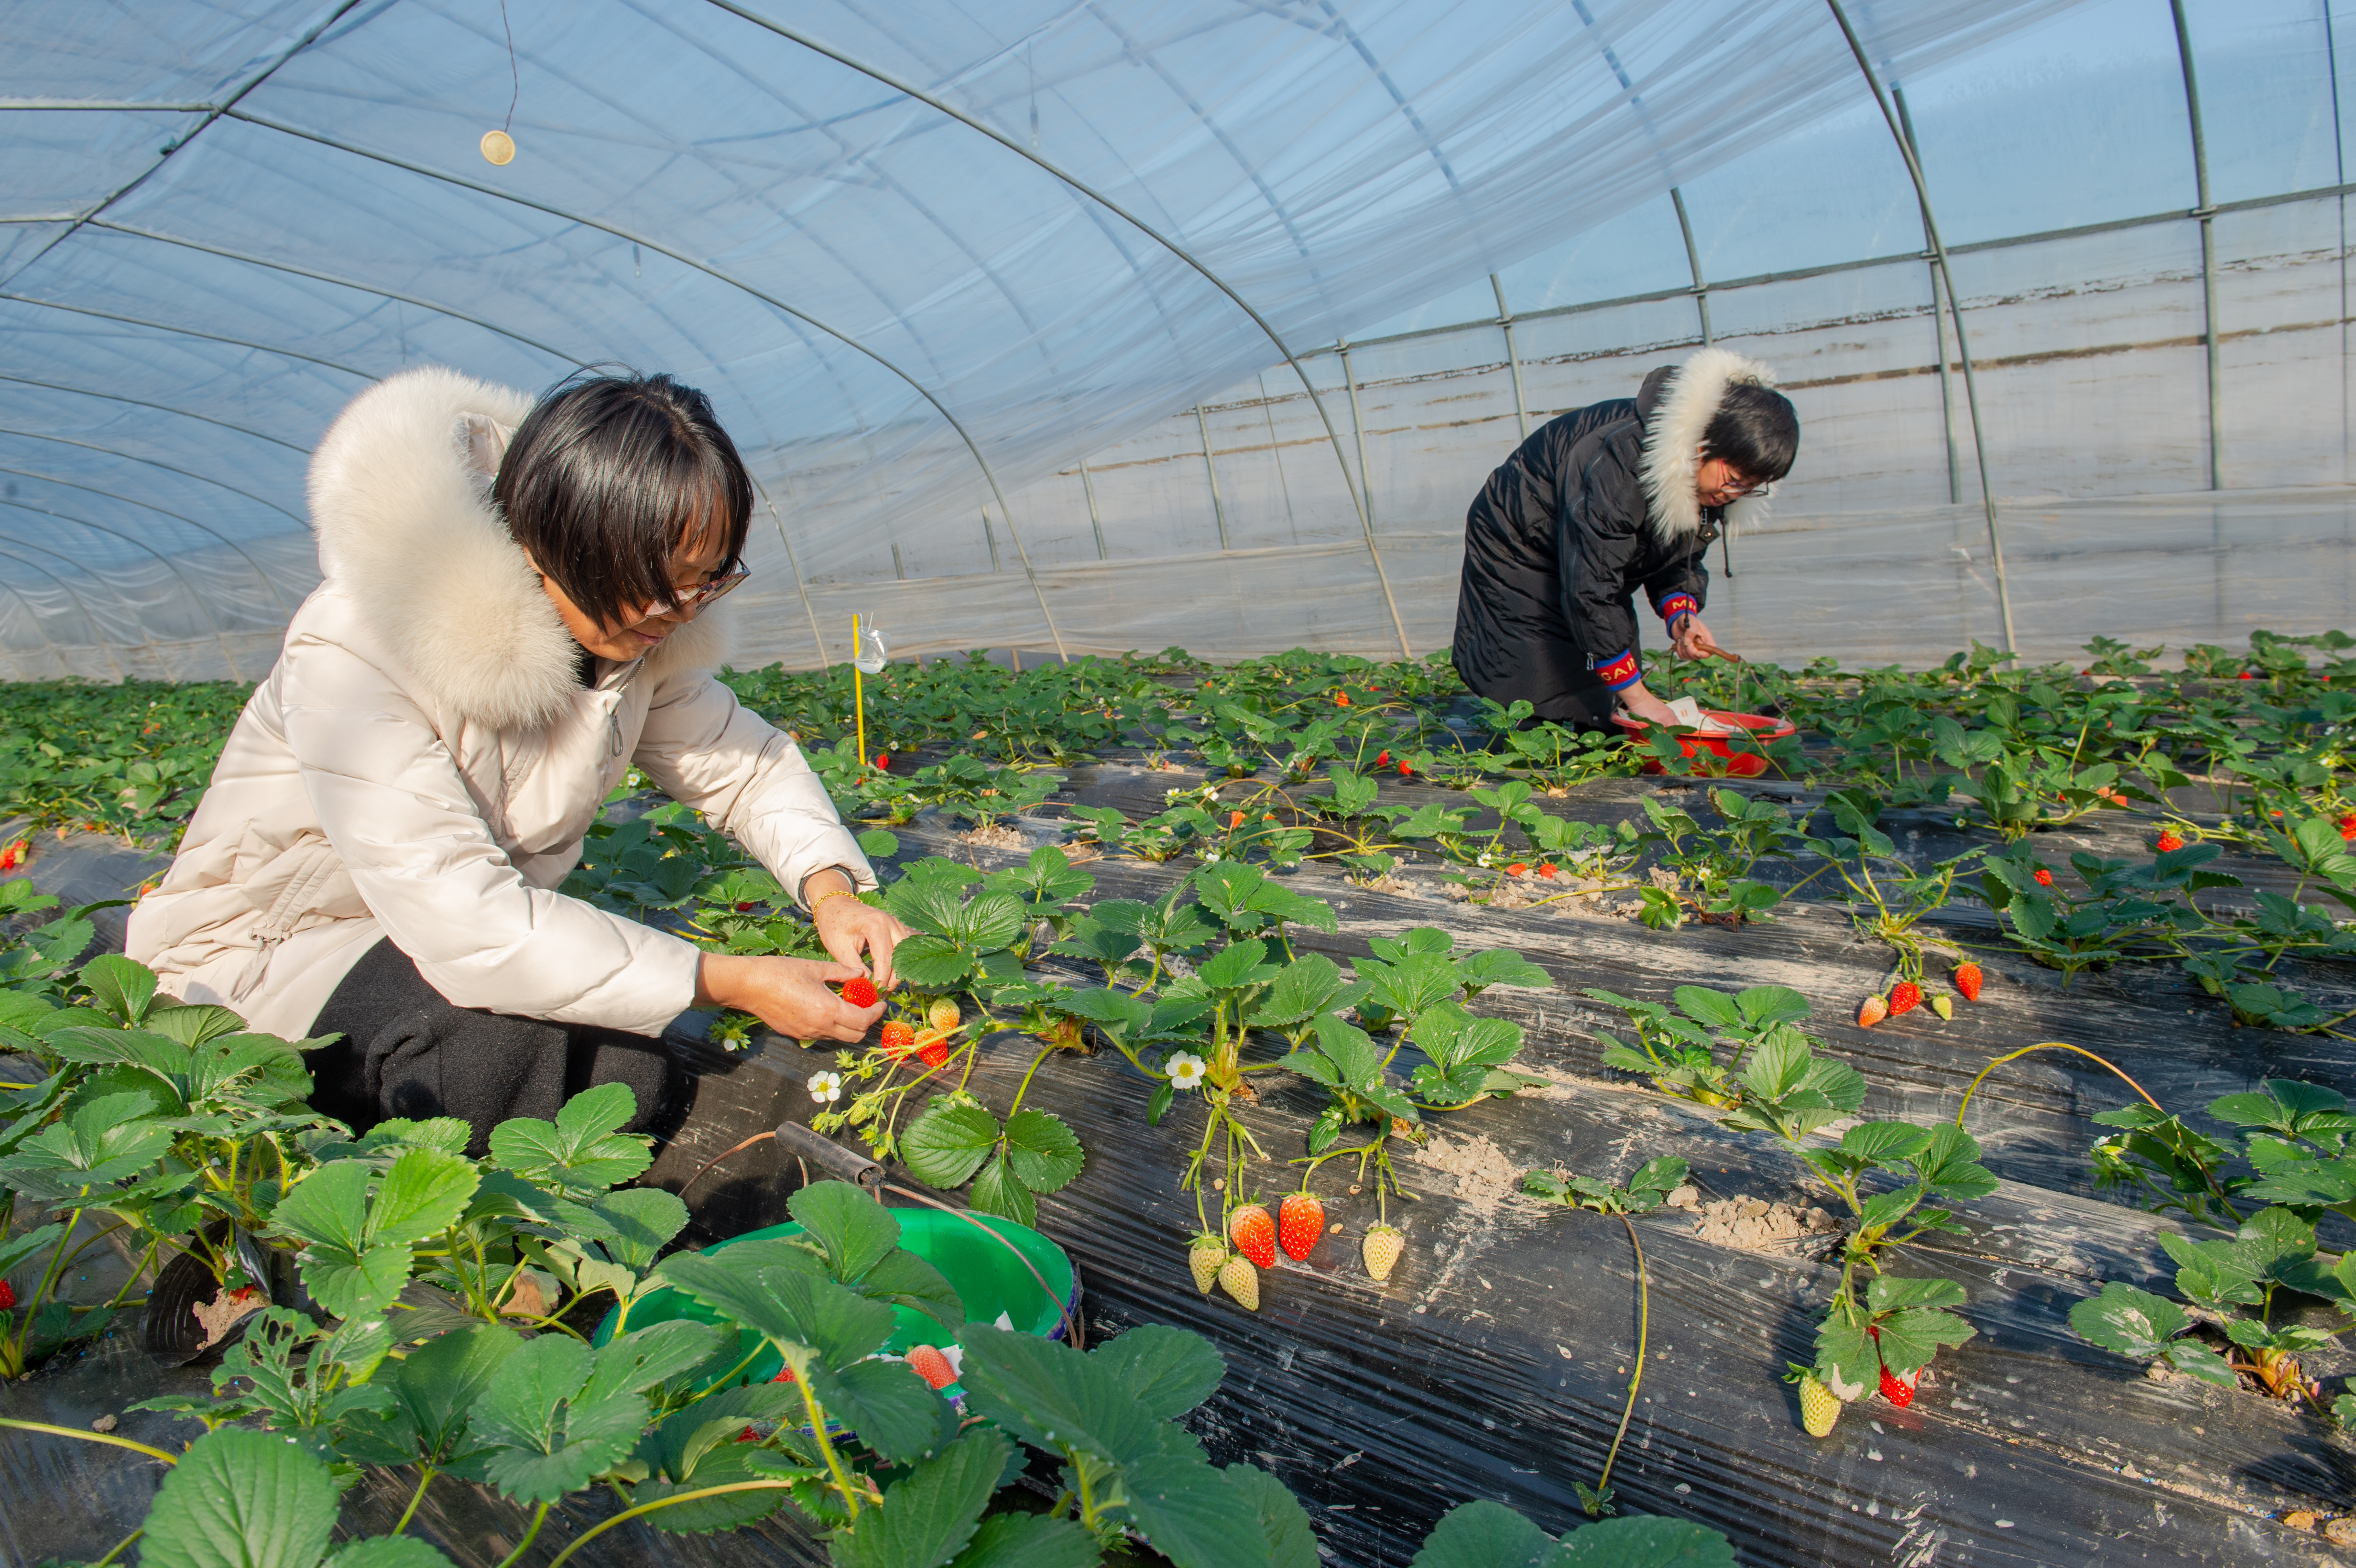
10;632;2356;1566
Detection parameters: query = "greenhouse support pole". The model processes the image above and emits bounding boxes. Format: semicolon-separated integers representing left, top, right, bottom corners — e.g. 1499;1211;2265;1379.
2170;0;2223;491
1893;87;1963;505
228;112;1070;668
0;547;126;681
1340;342;1378;533
1077;458;1108;560
706;4;1412;661
752;476;829;669
1826;0;2014;653
1668;186;1730;577
0;499;243;679
1194;405;1232;550
0;576;71;681
1490;274;1531;440
1669;188;1714;347
2329;0;2351;480
0;460;293;616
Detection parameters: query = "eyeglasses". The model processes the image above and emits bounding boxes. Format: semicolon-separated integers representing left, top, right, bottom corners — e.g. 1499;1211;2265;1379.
623;566;750;625
1710;475;1771;501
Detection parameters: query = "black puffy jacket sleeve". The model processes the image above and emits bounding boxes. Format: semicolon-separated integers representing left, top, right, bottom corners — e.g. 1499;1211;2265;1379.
1556;439;1647;680
1643;551;1709;624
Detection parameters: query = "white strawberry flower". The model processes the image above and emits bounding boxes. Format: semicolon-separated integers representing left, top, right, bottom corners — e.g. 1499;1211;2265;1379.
1166;1051;1207;1091
808;1071;842;1104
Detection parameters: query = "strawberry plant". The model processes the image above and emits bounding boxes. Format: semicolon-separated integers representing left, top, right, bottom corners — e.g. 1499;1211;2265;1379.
1590;984;1990;1426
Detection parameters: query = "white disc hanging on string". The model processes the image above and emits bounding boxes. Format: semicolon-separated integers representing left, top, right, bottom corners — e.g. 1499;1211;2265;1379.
480;129;515;165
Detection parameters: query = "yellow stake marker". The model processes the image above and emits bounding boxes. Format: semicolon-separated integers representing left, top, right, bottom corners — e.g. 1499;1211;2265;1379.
852;613;867;771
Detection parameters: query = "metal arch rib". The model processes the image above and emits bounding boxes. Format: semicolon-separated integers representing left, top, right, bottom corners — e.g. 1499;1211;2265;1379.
223;108;1070;663
1823;0;2013;652
0;0;367;291
0;519;164;676
0;545;121;678
0;372;309;452
0;566;71;678
0;426;308;526
0;463;295;616
0;497;245;677
0;292;375;380
87;220;588;371
702;1;1412;662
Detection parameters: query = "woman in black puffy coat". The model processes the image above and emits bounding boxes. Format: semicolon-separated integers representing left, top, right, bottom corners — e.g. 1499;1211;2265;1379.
1451;347;1799;730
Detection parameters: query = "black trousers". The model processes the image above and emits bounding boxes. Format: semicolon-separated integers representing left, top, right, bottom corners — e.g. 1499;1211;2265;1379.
306;938;676;1156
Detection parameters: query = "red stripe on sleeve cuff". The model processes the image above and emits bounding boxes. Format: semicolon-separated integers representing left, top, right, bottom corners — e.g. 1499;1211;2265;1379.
1595;649;1641;691
1658;593;1699;625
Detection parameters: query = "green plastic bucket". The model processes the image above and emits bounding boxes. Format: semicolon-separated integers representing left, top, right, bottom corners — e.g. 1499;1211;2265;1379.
591;1206;1076;1396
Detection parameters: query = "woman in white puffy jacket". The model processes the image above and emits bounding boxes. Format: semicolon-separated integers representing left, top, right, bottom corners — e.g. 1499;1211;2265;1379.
125;366;907;1152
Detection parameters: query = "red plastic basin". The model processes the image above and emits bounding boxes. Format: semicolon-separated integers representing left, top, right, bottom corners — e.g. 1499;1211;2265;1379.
1612;709;1796;776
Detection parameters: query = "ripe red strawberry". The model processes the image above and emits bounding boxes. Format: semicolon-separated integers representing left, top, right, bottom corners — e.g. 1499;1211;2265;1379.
2239;670;2255;680
1538;862;1559;879
0;1279;13;1311
1277;1192;1324;1261
918;1039;950;1070
905;1344;957;1390
2033;867;2054;886
1953;961;1984;1002
1879;1362;1920;1407
1857;995;1889;1029
1888;980;1921;1017
881;1020;917;1059
1228;810;1246;828
737;1425;760;1443
1334;691;1351;707
1505;862;1528;877
874;753;889;771
1228;1203;1277;1269
1376;750;1392;767
1398;760;1414;776
2345;823;2356;843
769;1363;796;1383
839;976;879;1009
2155;830;2184;853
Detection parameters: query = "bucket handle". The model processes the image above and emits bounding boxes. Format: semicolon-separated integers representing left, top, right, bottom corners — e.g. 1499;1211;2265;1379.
678;1125;1084;1349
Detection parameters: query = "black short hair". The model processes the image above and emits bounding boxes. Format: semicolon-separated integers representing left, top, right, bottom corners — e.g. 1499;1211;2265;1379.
494;370;753;629
1702;383;1800;484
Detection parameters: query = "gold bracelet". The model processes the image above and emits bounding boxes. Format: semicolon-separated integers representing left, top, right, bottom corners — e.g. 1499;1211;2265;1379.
808;885;858;914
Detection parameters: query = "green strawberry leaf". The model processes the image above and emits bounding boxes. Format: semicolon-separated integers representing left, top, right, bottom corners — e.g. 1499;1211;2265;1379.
140;1427;338;1568
829;1429;1010;1568
901;1099;1001;1190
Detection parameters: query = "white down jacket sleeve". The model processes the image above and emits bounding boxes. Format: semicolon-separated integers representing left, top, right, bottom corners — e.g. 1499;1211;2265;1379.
631;671;876;904
281;639;706;1036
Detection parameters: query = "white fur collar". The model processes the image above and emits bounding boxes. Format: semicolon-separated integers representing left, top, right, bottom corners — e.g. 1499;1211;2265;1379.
306;365;732;731
1639;346;1779;544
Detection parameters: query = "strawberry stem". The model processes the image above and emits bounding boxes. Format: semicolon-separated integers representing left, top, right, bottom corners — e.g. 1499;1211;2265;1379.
1589;1211;1650;1514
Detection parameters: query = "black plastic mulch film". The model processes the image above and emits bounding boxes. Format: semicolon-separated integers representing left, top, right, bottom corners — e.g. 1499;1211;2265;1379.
3;782;2349;1566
